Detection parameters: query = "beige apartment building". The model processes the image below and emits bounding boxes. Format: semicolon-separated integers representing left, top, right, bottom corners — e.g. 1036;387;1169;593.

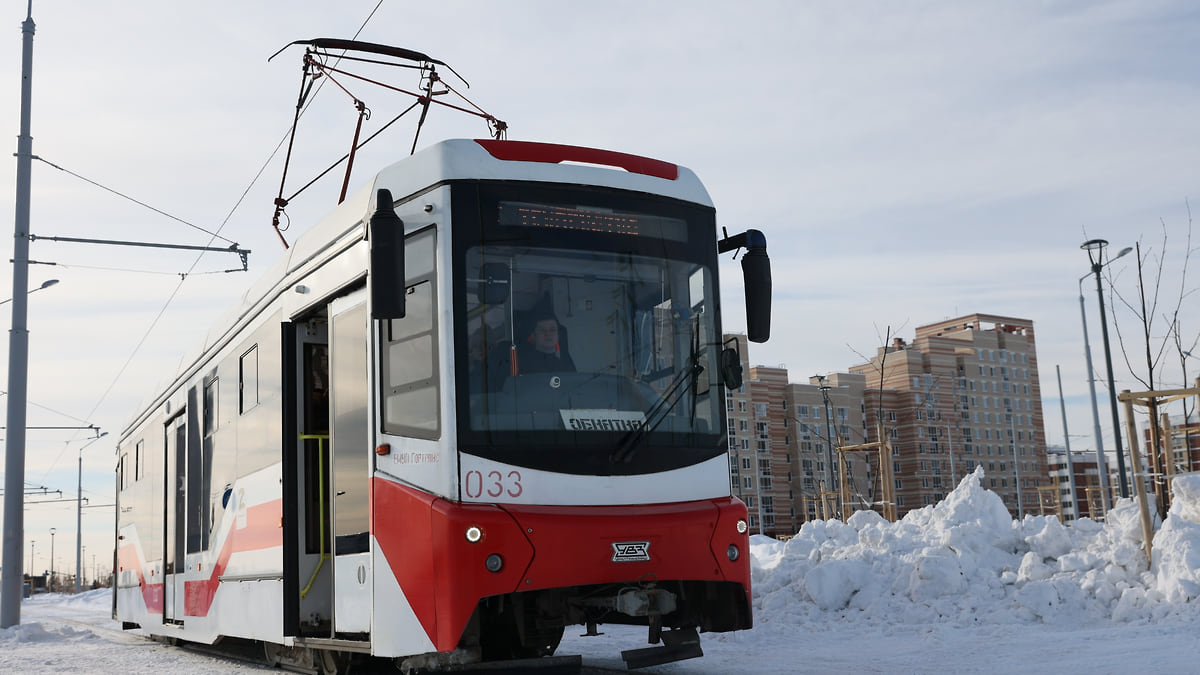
784;373;873;525
726;313;1052;532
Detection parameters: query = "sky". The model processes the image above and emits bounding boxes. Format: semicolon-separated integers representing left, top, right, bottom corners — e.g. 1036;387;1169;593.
0;1;1198;577
8;472;1200;672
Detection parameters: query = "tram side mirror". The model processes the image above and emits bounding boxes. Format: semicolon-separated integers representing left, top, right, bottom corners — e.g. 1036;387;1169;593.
720;347;743;390
718;228;772;343
480;262;510;306
370;188;406;320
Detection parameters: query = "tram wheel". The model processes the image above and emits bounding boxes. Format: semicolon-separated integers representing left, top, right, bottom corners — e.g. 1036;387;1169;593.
479;600;565;660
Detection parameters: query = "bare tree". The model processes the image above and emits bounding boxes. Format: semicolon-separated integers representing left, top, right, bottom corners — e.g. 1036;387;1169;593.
1109;201;1198;391
1107;200;1199;483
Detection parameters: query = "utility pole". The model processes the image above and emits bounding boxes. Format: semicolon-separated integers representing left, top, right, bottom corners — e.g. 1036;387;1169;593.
1056;365;1079;520
2;1;37;627
76;452;82;592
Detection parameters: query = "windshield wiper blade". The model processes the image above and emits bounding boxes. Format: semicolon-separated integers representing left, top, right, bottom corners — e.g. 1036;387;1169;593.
611;318;703;464
610;360;703;464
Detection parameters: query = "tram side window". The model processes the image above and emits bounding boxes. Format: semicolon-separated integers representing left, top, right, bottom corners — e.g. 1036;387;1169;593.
381;227;438;438
134;440;144;482
203;374;218;436
118;452;127;491
239;345;259;414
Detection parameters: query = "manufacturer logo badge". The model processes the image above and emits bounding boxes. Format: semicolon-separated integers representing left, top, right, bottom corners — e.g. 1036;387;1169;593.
611;541;651;563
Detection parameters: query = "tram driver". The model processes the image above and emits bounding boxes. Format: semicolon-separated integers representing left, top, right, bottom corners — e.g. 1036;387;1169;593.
515;309;576;374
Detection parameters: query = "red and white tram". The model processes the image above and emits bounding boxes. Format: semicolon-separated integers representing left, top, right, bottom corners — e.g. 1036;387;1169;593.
114;138;771;671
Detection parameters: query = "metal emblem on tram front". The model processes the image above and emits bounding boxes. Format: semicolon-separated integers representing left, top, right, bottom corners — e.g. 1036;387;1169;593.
611;541;651;562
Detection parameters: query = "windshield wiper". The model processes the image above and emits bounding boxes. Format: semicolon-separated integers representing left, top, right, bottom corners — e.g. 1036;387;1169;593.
610;318;702;464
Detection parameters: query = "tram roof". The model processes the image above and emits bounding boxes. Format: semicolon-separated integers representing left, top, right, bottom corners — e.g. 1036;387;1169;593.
123;139;713;438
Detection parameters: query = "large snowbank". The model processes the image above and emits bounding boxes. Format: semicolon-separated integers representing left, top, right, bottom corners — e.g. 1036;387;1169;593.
751;468;1200;629
7;470;1200;673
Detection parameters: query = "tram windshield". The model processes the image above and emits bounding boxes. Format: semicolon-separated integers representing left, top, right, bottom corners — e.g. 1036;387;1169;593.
453;182;726;476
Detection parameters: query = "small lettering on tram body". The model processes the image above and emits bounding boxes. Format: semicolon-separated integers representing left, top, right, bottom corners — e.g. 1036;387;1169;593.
394;451;440;465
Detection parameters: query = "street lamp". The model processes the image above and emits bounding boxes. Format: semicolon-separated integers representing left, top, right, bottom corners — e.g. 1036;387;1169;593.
0;279;57;306
1081;239;1133;498
48;528;55;593
816;375;837;517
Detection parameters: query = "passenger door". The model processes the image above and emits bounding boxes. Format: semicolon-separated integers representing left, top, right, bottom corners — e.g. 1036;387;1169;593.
329;290;372;634
163;412;187;624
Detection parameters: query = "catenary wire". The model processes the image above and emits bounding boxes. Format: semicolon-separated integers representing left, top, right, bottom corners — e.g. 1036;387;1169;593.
32;156;237;246
39;2;386;478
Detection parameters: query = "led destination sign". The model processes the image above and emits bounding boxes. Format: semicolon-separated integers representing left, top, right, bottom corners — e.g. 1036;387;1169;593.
498;201;687;242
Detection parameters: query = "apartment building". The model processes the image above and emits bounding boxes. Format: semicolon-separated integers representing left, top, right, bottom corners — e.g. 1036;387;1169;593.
784;373;873;524
1045;445;1109;521
725;313;1052;531
850;314;1050;519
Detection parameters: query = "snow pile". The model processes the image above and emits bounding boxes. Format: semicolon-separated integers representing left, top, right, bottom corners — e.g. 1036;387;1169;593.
751;468;1200;627
0;620;96;645
0;589;110;648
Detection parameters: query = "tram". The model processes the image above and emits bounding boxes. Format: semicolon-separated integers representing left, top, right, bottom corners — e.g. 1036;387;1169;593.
114;138;771;672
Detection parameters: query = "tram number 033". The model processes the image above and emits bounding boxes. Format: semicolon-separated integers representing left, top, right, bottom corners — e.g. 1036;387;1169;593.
464;470;523;499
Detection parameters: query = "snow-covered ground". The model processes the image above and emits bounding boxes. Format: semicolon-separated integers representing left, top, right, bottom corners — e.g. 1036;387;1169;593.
7;469;1200;673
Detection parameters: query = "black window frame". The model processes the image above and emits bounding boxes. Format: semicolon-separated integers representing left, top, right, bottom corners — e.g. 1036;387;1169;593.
451;180;726;477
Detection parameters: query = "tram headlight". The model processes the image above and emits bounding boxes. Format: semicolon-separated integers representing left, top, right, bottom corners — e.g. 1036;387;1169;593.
727;544;740;562
465;525;483;543
485;553;504;573
736;519;748;534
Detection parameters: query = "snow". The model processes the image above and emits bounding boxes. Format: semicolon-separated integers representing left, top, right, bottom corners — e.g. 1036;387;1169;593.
8;469;1200;673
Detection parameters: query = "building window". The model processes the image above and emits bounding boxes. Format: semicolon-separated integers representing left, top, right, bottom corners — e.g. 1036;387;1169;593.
797;405;809;417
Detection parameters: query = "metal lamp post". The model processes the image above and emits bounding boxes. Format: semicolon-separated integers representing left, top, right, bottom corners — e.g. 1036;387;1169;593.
76;432;107;592
1081;239;1132;498
816;376;836;516
48;528;55;593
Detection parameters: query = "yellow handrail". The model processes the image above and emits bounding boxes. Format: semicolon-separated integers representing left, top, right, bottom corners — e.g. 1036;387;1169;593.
298;433;330;599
